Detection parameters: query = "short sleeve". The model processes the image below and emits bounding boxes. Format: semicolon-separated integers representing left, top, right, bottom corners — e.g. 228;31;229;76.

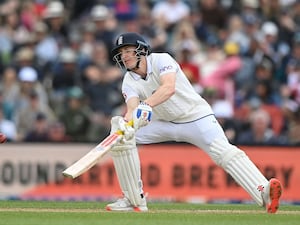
122;84;139;103
155;53;178;76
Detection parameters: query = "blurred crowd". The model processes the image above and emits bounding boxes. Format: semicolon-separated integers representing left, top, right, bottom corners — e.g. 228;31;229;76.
0;0;300;146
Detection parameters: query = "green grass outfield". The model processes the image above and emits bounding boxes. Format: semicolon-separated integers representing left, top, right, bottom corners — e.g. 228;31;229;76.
0;201;299;225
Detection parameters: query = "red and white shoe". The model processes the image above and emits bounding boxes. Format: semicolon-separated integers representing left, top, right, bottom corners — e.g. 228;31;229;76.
105;197;148;212
262;178;282;213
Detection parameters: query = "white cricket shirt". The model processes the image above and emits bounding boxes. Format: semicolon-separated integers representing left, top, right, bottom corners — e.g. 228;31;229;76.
122;53;214;123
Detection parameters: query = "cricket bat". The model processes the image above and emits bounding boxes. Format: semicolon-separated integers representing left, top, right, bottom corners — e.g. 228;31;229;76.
62;120;133;179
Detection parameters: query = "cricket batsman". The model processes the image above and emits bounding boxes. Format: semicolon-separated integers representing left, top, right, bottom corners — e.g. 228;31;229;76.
106;32;282;213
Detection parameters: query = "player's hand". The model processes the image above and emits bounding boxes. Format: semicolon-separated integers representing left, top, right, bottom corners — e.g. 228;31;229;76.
110;116;135;140
132;102;152;130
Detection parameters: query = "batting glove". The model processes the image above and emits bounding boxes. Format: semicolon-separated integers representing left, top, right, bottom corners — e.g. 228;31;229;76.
110;116;135;141
132;102;152;130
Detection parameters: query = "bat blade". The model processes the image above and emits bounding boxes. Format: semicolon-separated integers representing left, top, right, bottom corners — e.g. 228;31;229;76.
62;133;122;179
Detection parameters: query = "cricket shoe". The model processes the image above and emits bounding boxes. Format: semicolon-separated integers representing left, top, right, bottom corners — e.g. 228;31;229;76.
261;178;282;213
105;197;148;212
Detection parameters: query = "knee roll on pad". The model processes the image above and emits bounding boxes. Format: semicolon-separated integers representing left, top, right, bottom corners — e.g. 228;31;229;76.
209;138;245;168
111;138;136;152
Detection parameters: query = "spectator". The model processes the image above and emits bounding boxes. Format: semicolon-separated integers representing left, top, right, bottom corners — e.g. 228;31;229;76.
237;108;288;145
47;121;70;142
226;14;250;55
80;40;123;96
0;1;31;45
242;12;262;50
260;0;282;23
247;57;281;105
286;106;300;145
83;65;123;141
81;64;124;141
82;65;123;116
58;86;92;142
68;0;95;22
241;0;260;24
170;20;201;56
175;40;202;93
0;3;29;67
85;41;113;70
108;0;139;22
243;56;285;136
90;4;118;61
190;9;210;43
259;21;289;71
282;33;300;84
52;47;79;89
290;0;300;27
193;34;225;95
77;22;97;68
201;41;242;100
151;0;190;34
286;60;300;104
198;0;229;32
0;102;17;142
50;47;80;114
24;112;49;142
277;9;296;49
33;20;59;73
0;66;19;119
137;4;168;53
43;0;68;47
14;89;56;141
14;47;38;76
237;13;264;91
14;66;49;112
19;0;39;32
249;79;278;105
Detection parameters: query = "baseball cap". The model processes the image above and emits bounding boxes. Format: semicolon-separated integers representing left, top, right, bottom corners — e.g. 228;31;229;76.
261;21;278;36
44;1;64;18
224;42;240;55
90;5;109;21
242;0;259;8
59;48;77;63
15;47;34;61
67;86;84;99
18;67;38;82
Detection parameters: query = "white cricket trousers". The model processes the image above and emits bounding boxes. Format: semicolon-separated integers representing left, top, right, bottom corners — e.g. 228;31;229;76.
135;114;227;152
136;114;268;206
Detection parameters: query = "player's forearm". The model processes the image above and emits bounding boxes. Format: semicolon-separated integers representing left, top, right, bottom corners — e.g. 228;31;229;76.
124;97;140;121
